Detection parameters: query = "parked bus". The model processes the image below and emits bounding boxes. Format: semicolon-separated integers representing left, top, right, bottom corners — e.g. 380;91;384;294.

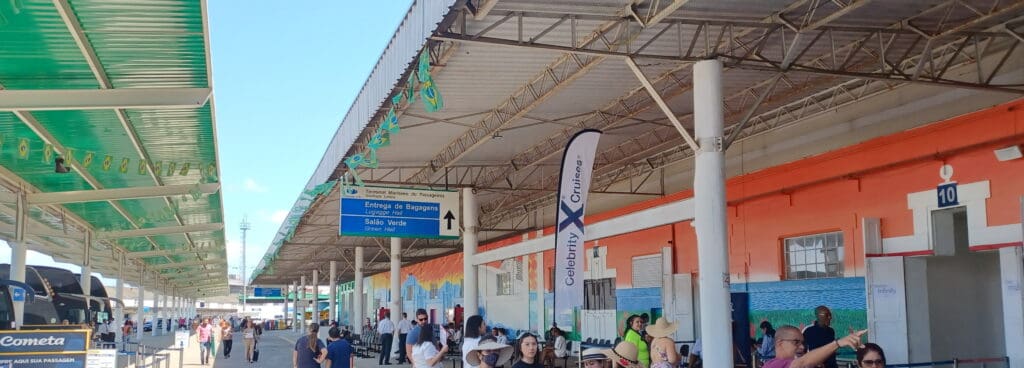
30;265;95;324
76;274;124;323
0;264;60;326
0;279;36;329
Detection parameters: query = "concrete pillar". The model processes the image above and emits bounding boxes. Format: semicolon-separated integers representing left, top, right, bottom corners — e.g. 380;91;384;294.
354;247;364;333
329;261;338;323
462;188;479;322
693;59;732;368
9;241;27;329
136;270;145;342
300;275;307;330
390;237;402;356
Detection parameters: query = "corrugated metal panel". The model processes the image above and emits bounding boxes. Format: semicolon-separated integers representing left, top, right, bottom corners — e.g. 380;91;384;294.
260;0;458;274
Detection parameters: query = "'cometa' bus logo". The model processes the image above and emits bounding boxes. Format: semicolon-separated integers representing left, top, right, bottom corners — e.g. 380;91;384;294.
0;336;66;347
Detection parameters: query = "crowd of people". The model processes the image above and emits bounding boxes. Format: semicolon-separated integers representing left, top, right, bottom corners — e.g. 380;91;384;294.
285;304;886;368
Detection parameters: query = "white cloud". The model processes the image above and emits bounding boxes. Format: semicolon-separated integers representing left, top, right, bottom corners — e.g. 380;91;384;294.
270;210;289;224
243;178;268;193
226;238;243;256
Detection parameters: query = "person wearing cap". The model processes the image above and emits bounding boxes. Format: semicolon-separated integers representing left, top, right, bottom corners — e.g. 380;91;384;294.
645;318;680;368
582;347;611;368
602;341;644;368
467;339;514;368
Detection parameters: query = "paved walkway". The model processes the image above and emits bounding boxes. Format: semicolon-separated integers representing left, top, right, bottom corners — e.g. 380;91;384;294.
119;327;443;368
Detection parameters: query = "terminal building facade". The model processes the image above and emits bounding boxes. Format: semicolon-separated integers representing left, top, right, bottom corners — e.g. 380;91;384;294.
346;99;1023;365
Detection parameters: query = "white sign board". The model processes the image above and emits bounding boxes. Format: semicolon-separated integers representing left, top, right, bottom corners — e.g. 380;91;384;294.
340;186;460;239
86;349;117;368
175;330;190;348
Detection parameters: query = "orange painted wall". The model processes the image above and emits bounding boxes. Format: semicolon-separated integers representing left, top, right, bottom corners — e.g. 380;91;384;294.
370;98;1024;290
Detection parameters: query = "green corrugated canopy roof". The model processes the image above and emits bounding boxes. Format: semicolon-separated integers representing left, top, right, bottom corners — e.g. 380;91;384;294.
0;0;227;298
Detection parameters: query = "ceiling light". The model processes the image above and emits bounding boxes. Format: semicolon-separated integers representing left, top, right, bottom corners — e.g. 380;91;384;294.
994;145;1022;162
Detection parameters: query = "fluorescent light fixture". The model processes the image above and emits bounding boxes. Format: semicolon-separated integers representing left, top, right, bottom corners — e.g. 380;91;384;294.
994;145;1022;162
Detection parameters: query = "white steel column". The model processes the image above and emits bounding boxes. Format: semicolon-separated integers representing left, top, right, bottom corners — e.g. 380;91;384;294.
10;193;27;329
136;270;145;341
152;292;161;336
291;281;298;331
390;237;402;356
462;188;479;322
535;252;545;331
354;247;364;333
115;252;125;342
312;269;320;324
329;261;338;323
300;275;307;330
9;241;27;329
693;59;732;368
81;232;92;321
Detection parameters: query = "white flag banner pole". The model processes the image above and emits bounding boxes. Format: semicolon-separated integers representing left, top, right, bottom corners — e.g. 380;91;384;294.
553;129;602;337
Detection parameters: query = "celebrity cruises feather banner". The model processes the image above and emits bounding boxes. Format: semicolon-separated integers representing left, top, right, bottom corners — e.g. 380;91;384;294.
553;129;602;334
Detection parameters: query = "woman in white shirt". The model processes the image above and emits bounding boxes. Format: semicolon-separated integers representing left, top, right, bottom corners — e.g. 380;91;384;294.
413;322;449;368
461;315;487;368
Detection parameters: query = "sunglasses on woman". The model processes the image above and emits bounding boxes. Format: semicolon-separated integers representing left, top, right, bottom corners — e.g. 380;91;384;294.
861;359;884;367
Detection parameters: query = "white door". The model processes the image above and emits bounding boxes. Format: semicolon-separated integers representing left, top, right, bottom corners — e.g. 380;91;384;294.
865;257;910;364
671;273;695;342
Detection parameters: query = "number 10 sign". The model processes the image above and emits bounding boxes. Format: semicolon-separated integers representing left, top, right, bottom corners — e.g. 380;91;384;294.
937;182;958;208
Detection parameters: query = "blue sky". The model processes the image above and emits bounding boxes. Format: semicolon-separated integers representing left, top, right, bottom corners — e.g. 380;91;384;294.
0;1;414;286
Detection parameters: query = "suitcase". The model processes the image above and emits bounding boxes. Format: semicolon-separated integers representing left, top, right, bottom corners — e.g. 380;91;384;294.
252;348;260;362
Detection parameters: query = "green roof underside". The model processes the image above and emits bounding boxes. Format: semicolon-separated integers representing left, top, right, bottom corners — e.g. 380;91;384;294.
0;1;224;274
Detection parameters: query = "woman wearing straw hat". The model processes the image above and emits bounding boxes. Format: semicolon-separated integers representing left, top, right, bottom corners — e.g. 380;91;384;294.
466;340;514;368
645;318;680;368
581;347;611;368
622;315;649;367
602;341;644;368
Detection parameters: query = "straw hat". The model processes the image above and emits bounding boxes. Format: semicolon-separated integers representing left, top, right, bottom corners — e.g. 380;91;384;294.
466;341;514;367
644;317;679;338
602;341;641;368
581;347;607;362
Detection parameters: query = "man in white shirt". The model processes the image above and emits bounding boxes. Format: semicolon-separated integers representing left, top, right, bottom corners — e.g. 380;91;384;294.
377;315;396;365
396;313;413;364
97;318;114;348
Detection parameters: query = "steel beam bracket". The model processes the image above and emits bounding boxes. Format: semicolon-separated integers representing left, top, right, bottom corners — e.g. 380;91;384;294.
699;137;724;152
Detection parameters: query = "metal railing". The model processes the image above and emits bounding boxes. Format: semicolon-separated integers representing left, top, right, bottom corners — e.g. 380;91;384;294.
846;357;1010;368
119;341;183;368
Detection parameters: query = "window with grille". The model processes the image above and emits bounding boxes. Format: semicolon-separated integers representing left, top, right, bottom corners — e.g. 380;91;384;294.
496;273;513;296
584;278;616;310
632;254;663;288
405;285;414;301
458;279;464;298
784;231;845;280
430;283;439;299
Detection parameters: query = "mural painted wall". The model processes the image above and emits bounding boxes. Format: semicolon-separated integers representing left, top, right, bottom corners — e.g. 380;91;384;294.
356;100;1024;344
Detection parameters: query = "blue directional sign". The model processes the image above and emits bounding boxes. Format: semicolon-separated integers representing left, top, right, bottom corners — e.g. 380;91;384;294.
11;287;24;302
254;287;282;297
937;182;958;208
340;186;460;239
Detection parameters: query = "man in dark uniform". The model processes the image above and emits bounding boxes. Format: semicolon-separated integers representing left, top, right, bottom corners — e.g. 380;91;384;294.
802;305;837;368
